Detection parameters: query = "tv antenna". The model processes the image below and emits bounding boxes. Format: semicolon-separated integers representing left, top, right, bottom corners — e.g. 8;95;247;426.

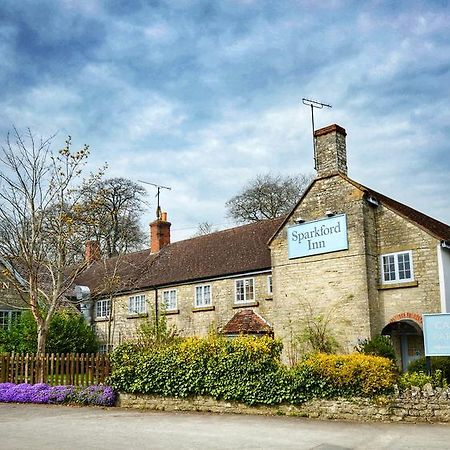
302;98;332;169
138;180;172;219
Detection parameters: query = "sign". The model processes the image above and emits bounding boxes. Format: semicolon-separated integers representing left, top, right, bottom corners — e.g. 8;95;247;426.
287;214;348;259
423;314;450;356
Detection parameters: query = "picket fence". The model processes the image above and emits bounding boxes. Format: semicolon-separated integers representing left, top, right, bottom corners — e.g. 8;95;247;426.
0;353;110;386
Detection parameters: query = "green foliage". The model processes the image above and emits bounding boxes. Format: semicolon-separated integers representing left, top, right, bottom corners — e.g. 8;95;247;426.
297;304;339;354
355;335;396;361
407;357;450;382
297;353;398;397
398;370;447;390
46;310;98;354
0;311;37;353
0;310;98;354
108;336;398;406
135;309;178;350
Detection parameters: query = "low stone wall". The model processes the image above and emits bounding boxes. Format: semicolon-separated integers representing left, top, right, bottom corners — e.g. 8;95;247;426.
119;386;450;423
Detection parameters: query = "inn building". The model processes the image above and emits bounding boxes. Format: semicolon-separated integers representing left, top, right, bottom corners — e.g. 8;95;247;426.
76;124;450;370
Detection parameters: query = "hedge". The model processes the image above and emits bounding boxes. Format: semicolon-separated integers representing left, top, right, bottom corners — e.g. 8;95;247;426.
108;336;397;406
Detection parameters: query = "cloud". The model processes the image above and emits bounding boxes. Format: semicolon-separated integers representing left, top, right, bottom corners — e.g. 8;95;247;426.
0;0;448;241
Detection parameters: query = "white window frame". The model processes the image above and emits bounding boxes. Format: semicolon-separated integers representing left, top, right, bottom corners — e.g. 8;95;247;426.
235;278;255;304
195;284;212;307
96;299;111;319
163;289;177;311
267;275;273;295
128;294;147;315
380;250;414;284
0;310;21;329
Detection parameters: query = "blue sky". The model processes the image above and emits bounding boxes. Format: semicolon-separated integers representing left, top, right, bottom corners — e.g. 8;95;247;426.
0;0;449;241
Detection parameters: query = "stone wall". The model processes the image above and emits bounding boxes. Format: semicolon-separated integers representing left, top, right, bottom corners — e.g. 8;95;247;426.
119;387;450;423
94;272;274;346
270;176;374;357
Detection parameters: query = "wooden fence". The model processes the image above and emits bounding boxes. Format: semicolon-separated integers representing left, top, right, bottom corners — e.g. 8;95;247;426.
0;353;110;386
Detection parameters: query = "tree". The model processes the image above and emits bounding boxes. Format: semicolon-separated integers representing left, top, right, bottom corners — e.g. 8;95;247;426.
192;221;217;237
225;173;313;224
78;178;147;258
0;310;98;354
0;128;103;354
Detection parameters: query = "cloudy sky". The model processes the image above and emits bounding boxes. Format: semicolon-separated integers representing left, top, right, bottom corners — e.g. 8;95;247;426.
0;0;449;241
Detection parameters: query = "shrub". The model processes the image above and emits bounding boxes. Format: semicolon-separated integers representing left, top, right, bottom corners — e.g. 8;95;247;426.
407;357;450;382
0;310;98;354
398;370;447;390
355;335;396;361
296;353;398;397
0;383;115;406
108;336;399;405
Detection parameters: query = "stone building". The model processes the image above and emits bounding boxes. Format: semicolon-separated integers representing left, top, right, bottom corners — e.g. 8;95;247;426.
77;124;450;370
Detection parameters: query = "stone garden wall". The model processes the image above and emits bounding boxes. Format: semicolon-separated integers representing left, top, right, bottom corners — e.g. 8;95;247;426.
119;386;450;423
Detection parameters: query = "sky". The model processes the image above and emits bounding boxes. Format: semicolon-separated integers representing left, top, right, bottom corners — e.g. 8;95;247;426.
0;0;449;242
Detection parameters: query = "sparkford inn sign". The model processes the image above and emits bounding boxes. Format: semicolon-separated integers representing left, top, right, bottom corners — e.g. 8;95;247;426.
288;214;348;259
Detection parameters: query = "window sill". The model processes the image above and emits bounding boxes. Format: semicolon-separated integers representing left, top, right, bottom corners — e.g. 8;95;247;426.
378;280;418;290
94;317;110;322
126;313;148;319
192;305;215;313
164;309;180;315
233;301;259;309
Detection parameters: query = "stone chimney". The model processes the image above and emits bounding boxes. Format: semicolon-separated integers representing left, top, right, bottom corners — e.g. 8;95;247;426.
85;240;101;265
314;124;348;178
150;212;171;253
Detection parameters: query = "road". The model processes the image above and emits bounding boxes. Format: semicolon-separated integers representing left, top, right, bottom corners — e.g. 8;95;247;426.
1;403;450;449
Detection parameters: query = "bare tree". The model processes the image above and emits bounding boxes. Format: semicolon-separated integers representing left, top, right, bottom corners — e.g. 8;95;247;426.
192;221;217;237
0;128;103;354
78;178;147;258
225;173;313;224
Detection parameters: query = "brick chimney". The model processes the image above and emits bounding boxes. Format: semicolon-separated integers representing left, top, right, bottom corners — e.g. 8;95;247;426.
150;212;171;253
314;124;348;178
85;240;101;265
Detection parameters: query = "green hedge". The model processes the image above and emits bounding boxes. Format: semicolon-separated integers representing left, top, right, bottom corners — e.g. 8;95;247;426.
108;336;398;406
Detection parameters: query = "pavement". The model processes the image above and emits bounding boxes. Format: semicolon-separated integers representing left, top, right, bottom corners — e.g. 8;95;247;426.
1;403;450;449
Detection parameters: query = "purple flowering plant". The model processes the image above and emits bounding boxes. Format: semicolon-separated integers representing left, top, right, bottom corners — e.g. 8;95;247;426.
0;383;116;406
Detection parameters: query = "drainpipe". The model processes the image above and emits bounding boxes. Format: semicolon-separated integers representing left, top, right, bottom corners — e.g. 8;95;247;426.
154;287;159;334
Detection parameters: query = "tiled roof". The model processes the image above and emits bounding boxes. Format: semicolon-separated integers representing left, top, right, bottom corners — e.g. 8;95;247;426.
76;217;284;296
344;177;450;241
221;309;273;335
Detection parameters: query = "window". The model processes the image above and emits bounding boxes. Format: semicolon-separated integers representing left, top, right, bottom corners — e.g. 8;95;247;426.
195;285;211;307
0;310;21;329
96;299;111;319
267;275;273;295
163;289;177;311
235;278;255;303
128;294;146;314
381;251;414;284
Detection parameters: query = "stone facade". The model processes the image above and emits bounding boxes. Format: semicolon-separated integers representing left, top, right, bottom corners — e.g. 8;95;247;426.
119;387;450;423
88;123;450;370
94;272;274;346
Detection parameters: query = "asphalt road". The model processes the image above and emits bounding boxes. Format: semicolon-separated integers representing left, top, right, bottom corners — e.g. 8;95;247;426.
1;403;450;449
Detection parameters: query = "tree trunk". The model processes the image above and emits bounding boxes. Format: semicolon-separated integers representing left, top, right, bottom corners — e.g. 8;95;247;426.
36;325;48;382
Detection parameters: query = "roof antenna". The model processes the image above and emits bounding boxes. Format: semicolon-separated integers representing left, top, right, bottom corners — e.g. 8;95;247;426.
138;180;172;219
302;98;332;170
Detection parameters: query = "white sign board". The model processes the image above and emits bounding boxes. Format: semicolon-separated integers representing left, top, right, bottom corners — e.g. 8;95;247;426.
423;314;450;356
287;214;348;259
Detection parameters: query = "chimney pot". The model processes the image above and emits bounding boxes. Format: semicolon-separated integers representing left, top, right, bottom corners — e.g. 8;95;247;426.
150;212;171;253
314;124;348;178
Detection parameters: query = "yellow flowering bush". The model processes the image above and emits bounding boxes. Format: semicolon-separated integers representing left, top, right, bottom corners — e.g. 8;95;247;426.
299;353;398;396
